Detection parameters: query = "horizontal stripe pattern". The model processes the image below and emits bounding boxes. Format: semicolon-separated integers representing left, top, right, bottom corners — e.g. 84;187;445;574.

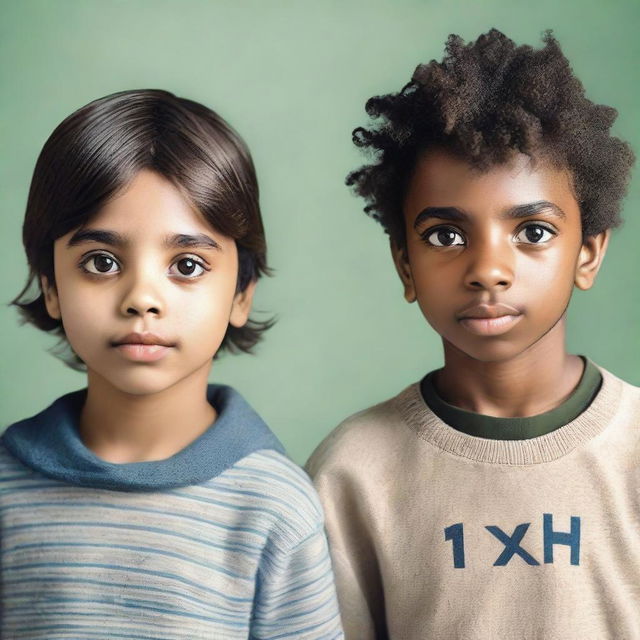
0;446;343;639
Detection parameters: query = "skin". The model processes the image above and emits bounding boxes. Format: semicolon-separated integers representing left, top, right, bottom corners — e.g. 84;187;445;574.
392;148;609;418
41;170;255;463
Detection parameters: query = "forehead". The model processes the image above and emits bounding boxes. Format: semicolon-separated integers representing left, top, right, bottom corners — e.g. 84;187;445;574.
404;148;579;220
77;169;225;241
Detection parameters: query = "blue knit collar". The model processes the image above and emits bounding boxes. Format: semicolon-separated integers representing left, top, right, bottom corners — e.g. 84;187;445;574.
1;384;285;492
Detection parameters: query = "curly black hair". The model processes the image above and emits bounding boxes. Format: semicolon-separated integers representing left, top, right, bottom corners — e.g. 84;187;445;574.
347;29;635;246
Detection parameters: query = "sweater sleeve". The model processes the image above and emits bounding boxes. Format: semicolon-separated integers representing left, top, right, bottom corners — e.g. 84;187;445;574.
250;525;344;639
306;451;388;640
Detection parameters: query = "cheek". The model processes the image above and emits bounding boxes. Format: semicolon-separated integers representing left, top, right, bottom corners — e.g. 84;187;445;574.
410;255;456;306
516;249;576;297
412;271;456;331
177;282;237;337
57;286;106;345
53;303;105;365
414;279;449;315
180;302;228;333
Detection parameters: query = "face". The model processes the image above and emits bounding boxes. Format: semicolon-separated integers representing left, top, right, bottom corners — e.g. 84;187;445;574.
41;170;254;395
393;148;609;363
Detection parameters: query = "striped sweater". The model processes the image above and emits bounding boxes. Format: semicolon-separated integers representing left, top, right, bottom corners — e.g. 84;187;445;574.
0;385;343;639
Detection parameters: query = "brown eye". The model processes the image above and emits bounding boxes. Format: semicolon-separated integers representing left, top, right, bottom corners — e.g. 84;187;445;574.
169;257;206;278
82;253;119;274
96;256;115;272
424;227;465;247
516;224;555;244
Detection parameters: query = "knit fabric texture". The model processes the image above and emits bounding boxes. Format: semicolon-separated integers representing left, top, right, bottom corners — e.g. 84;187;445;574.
306;361;640;639
1;384;344;639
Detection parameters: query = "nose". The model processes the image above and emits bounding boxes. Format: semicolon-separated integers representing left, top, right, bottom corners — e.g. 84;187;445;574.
119;268;165;318
463;237;514;291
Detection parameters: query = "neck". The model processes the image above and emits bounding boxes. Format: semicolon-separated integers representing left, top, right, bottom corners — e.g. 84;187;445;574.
79;364;216;463
436;317;584;417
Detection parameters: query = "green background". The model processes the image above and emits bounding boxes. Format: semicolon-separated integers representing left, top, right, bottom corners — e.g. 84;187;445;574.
1;0;638;465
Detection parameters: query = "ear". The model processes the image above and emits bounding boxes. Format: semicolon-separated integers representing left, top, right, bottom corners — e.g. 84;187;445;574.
229;279;257;327
40;275;62;320
390;240;417;303
574;229;610;291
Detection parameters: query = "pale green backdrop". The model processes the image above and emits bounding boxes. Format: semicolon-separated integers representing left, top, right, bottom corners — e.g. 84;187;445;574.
1;0;638;464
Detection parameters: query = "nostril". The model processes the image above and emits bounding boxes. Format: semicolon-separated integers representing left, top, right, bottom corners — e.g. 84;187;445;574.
468;280;510;288
126;307;160;315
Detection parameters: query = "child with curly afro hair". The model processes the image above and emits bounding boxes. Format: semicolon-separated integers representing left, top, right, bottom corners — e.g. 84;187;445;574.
307;29;638;639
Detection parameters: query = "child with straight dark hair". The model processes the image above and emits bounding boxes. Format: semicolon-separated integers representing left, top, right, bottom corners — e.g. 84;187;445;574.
307;29;638;639
3;89;343;639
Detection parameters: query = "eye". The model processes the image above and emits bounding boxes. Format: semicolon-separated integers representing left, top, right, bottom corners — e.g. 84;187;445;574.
422;227;465;247
80;253;120;275
515;224;556;244
169;256;208;278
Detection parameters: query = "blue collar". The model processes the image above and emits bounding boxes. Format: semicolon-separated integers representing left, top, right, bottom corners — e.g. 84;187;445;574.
2;384;285;492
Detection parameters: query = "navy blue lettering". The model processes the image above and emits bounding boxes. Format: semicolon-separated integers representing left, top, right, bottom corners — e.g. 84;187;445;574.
543;513;580;565
485;523;540;566
444;523;465;568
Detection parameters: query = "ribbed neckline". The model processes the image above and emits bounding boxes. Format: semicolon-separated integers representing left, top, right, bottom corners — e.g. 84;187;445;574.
420;356;603;440
1;384;285;491
396;362;622;465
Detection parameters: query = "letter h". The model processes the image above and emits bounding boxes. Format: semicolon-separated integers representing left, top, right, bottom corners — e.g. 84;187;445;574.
543;513;580;566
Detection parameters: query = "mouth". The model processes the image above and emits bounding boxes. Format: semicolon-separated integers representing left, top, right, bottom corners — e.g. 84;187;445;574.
111;333;175;362
458;314;523;336
457;303;523;336
112;343;173;362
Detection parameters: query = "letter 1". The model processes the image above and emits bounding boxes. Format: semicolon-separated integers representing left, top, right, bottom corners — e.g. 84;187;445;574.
444;523;465;568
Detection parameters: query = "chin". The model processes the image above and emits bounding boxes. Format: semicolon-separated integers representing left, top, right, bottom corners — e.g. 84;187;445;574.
113;380;174;397
447;337;530;363
90;367;182;397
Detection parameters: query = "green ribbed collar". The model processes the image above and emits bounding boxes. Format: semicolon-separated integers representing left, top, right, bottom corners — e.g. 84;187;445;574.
420;356;602;440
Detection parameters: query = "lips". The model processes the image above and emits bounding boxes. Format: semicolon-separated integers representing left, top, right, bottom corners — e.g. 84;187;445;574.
111;332;175;347
457;302;523;337
111;333;175;363
457;302;522;320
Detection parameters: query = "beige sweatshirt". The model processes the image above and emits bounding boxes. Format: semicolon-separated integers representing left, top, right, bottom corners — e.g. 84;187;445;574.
306;363;640;639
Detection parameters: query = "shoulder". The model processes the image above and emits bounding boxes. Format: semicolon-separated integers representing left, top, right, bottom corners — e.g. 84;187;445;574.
0;441;30;476
595;362;640;413
306;385;416;480
222;449;326;548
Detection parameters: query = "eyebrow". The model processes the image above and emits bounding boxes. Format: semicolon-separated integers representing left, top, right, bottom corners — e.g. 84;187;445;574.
66;229;222;251
413;200;567;228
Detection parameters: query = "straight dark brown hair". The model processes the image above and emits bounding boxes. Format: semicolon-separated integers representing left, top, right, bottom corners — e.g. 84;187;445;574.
12;89;272;370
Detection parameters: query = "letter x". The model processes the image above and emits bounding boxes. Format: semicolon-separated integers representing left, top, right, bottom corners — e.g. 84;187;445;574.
485;523;540;566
